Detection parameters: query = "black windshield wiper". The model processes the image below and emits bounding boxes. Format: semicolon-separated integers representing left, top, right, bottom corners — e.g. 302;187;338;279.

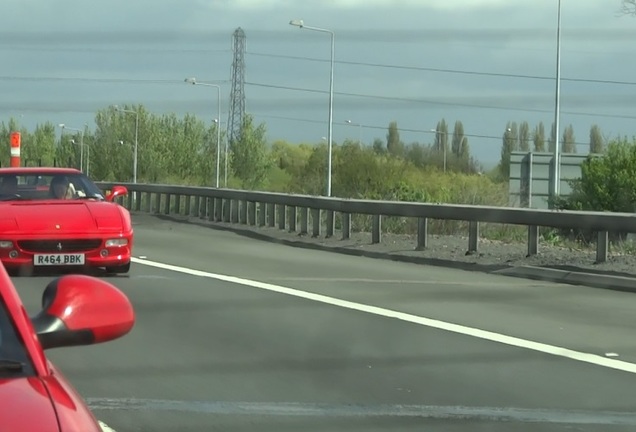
0;359;25;372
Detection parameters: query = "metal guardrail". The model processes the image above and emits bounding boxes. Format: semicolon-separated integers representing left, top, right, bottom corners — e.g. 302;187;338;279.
97;182;636;264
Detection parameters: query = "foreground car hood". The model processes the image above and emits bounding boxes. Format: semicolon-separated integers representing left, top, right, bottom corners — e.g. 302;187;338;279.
0;201;123;233
0;377;59;431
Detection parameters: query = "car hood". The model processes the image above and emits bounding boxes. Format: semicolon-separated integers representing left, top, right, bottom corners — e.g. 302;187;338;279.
0;377;59;431
0;201;123;233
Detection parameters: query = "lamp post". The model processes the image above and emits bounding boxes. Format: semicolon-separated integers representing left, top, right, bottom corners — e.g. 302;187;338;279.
184;78;223;188
58;124;85;173
552;0;562;197
290;19;334;197
345;120;362;145
115;105;139;184
69;138;91;177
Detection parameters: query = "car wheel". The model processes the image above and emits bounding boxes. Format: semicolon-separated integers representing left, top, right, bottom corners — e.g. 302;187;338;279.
105;262;131;274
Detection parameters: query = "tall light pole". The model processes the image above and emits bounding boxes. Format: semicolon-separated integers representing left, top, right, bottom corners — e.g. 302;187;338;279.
58;124;84;173
345;120;362;145
115;105;139;184
290;19;335;197
184;78;223;188
552;0;562;197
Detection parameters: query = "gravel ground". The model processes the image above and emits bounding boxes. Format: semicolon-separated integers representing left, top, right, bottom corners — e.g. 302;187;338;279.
146;213;636;279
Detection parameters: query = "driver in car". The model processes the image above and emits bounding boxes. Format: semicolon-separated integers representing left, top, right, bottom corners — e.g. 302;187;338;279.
50;176;76;199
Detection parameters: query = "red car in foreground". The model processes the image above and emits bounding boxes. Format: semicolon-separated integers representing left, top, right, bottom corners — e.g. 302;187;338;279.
0;167;133;275
0;261;135;431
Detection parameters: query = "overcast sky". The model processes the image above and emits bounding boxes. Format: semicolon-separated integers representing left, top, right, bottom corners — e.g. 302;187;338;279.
1;0;635;165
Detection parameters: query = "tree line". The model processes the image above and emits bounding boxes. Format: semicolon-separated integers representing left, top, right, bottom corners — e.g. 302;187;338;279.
498;120;606;180
0;104;616;208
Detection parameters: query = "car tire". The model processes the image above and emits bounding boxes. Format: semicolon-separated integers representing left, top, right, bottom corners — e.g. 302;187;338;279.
105;262;131;274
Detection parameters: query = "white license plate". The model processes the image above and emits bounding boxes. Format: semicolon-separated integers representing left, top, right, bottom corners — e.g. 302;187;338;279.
34;254;85;266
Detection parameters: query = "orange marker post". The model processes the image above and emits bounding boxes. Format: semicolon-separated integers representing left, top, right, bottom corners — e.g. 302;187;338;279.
10;132;21;167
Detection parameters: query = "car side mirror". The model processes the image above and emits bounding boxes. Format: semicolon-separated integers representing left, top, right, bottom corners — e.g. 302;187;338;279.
105;185;128;202
30;275;135;350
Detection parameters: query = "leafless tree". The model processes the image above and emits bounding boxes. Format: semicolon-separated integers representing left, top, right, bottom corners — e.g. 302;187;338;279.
620;0;636;15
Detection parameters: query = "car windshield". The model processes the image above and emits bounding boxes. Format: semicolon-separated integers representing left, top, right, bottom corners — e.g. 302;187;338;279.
0;297;35;378
0;173;105;202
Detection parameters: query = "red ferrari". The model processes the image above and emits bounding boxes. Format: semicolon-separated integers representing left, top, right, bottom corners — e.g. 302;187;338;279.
0;167;133;275
0;261;135;431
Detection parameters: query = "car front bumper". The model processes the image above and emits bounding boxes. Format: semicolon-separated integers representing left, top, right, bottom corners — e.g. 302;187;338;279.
0;234;133;269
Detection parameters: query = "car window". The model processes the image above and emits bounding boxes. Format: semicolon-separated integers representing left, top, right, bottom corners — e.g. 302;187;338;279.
0;173;105;201
0;297;36;378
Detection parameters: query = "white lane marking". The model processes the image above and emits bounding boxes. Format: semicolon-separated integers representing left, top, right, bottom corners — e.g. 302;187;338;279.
131;257;636;375
98;420;117;432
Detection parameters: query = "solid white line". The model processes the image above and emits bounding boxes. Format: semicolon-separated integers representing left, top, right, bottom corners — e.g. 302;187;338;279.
131;257;636;375
98;420;117;432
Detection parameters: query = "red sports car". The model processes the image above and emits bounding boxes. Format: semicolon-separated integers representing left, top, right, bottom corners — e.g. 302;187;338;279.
0;260;135;431
0;167;133;275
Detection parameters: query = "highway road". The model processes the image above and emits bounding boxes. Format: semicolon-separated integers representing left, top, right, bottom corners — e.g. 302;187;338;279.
11;213;636;431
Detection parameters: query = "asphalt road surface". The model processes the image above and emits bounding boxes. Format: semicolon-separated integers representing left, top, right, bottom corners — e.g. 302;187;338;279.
11;213;636;432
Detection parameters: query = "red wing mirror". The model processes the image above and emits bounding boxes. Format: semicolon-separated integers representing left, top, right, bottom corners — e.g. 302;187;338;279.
105;185;128;202
30;275;135;350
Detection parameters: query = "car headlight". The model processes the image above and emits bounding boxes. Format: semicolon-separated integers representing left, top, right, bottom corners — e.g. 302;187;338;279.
0;241;12;249
105;238;128;247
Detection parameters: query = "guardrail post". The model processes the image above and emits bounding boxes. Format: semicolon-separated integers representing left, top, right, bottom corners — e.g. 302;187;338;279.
200;198;206;220
416;217;428;250
154;193;161;214
248;202;256;225
468;221;479;253
326;210;334;238
136;192;142;212
372;215;381;244
267;203;275;227
193;196;200;218
239;200;248;224
144;192;151;213
126;193;133;210
201;198;207;220
205;198;213;221
223;198;231;222
214;198;222;221
596;231;608;263
258;202;266;227
311;208;321;237
184;195;191;216
231;200;239;223
342;213;351;240
300;207;309;234
527;225;539;256
175;194;182;215
164;194;171;215
289;206;297;232
278;204;286;230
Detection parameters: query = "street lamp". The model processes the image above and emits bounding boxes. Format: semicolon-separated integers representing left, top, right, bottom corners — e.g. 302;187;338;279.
290;19;335;197
552;0;562;197
58;124;85;173
345;120;362;145
114;105;139;184
70;138;92;178
184;77;223;188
